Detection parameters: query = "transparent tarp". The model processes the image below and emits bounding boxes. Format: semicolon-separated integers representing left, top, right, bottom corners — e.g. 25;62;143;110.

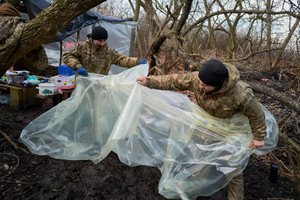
19;64;278;199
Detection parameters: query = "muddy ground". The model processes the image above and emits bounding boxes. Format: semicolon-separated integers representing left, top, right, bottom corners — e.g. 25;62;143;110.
0;63;299;200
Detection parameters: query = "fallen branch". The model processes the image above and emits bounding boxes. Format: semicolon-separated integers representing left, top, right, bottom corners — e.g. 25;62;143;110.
280;134;300;152
271;152;291;173
246;82;300;115
167;58;181;71
0;129;30;155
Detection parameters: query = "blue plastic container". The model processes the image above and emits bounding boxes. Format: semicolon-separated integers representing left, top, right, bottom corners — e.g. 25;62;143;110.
57;65;75;76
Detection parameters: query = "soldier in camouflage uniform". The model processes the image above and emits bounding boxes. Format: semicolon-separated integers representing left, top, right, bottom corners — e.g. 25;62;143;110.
137;59;266;200
63;26;147;76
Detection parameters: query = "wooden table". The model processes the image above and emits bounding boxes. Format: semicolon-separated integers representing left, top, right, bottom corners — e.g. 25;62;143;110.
36;88;74;111
0;82;38;110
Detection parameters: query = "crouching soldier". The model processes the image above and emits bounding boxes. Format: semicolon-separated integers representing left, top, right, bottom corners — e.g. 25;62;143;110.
137;58;267;200
63;26;147;76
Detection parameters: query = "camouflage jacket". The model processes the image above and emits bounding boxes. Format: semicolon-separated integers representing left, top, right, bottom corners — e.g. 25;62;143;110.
62;39;138;75
146;63;267;141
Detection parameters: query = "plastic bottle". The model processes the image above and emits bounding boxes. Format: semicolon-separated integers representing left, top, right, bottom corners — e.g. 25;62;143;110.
269;163;278;183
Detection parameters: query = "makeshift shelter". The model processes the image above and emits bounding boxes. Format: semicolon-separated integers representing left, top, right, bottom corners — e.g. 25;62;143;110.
12;0;138;74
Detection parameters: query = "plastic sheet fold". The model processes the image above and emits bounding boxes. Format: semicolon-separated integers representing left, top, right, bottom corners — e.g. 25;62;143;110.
19;64;278;199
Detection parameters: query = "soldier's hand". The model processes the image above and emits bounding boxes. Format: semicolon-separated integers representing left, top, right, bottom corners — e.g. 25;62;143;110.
136;76;147;86
138;59;148;65
78;67;88;76
249;139;264;149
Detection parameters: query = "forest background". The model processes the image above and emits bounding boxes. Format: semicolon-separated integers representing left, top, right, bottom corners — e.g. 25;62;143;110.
0;0;299;198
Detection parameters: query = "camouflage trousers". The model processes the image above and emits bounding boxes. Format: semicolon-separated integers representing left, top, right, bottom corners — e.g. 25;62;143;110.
228;172;244;200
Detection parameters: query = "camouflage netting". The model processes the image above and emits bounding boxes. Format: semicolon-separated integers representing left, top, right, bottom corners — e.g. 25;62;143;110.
19;64;278;199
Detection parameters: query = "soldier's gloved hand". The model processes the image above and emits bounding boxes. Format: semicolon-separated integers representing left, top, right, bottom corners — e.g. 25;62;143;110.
138;59;148;65
78;67;88;76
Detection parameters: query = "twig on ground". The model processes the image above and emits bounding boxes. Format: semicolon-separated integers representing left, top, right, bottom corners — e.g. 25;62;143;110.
0;129;30;155
271;152;291;172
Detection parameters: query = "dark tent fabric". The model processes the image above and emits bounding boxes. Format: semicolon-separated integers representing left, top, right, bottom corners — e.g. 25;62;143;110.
23;0;132;43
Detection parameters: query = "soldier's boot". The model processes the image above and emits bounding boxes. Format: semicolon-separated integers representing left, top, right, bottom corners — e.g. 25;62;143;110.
228;172;244;200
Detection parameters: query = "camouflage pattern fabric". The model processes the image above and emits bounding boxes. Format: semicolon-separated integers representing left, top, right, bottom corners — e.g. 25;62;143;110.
0;13;48;74
0;16;26;64
21;45;48;74
146;63;267;141
63;39;138;75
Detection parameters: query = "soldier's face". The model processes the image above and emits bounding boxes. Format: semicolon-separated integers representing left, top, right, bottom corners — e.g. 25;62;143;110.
198;79;217;93
93;39;107;47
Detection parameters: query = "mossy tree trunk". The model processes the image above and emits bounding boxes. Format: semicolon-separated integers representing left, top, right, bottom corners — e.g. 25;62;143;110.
1;0;106;76
147;0;193;74
266;0;272;67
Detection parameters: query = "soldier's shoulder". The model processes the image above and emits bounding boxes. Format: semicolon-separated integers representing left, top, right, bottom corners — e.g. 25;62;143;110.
234;81;254;98
237;80;251;90
191;71;199;77
106;46;118;53
69;41;87;51
187;72;199;80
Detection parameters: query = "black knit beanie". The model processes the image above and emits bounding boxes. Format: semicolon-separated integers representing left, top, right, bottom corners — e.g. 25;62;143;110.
92;26;108;40
198;59;228;87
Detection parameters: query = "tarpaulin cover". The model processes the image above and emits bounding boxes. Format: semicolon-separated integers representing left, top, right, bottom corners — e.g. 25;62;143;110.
19;64;278;200
24;0;133;43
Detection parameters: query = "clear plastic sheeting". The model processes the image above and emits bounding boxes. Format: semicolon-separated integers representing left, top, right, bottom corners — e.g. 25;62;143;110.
19;64;278;199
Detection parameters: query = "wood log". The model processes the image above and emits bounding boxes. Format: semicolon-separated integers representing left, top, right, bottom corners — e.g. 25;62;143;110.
247;81;300;115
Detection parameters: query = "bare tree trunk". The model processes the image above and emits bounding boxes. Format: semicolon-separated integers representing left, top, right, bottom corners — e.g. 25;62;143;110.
271;18;300;69
144;0;158;45
215;0;242;60
266;0;272;67
165;40;177;70
132;0;141;21
1;0;106;76
129;0;141;57
203;0;215;56
148;0;193;74
297;36;300;60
